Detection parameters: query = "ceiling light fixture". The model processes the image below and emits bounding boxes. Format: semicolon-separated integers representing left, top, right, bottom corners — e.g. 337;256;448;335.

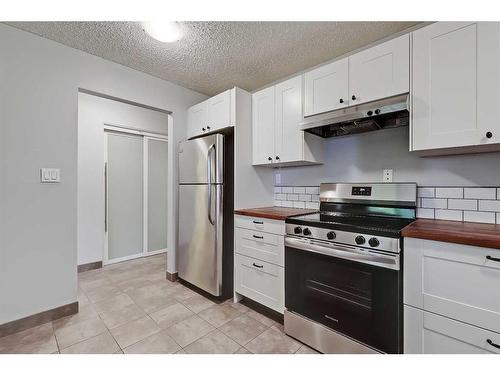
142;21;183;43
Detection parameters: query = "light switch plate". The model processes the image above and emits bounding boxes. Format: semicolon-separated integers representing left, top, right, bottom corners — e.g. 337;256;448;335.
40;168;60;183
383;169;393;182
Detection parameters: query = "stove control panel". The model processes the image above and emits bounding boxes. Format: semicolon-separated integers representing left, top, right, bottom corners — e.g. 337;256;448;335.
285;223;401;253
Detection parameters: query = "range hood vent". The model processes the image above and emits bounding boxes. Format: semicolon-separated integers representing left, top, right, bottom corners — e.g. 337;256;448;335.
300;94;409;138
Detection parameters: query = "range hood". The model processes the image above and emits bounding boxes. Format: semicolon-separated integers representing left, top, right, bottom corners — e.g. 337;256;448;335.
300;94;409;138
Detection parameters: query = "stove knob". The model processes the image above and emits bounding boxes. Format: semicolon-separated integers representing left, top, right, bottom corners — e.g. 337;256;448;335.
355;235;366;245
326;231;336;240
303;228;312;236
294;226;302;235
369;237;380;247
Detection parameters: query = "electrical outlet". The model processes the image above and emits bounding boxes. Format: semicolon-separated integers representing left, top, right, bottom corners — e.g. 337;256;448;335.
40;168;60;183
275;172;281;185
383;169;393;182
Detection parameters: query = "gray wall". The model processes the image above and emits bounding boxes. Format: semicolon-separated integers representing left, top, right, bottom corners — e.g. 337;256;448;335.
277;126;500;187
0;24;206;324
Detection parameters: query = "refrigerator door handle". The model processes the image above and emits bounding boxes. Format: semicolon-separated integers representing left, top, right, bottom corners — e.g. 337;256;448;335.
207;143;216;225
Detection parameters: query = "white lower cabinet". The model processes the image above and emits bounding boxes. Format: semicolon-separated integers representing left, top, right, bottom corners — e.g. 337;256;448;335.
234;253;284;313
405;305;500;354
404;237;500;353
234;215;285;313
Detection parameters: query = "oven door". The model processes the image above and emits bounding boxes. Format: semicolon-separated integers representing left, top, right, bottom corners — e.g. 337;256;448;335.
284;236;402;354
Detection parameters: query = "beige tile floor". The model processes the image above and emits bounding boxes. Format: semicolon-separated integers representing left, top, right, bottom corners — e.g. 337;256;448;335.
0;254;318;354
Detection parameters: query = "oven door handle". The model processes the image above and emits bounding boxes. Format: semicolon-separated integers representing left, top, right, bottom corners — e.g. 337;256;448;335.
285;236;400;270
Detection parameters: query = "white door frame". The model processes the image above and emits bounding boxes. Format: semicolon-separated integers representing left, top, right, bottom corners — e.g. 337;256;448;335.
103;124;168;265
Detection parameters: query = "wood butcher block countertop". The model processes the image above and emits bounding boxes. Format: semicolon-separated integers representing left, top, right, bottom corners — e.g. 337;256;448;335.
234;207;317;221
402;219;500;249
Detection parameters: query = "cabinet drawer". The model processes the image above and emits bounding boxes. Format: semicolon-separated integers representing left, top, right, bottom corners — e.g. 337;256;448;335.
404;238;500;333
234;215;285;235
404;305;500;354
235;228;284;266
235;253;284;313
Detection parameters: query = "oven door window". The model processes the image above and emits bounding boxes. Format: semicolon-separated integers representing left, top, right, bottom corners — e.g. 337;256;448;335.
285;246;401;353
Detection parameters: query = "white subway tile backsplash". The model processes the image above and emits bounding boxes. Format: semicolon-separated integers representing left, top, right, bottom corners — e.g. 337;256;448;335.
293;201;306;209
306;201;320;210
464;187;496;200
417;208;434;219
306;186;320;195
421;198;447;209
435;187;463;198
435;209;462;221
417;187;435;198
275;185;500;224
463;211;496;224
448;199;477;210
478;200;500;212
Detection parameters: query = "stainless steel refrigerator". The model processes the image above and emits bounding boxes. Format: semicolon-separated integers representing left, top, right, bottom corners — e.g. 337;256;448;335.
177;132;233;297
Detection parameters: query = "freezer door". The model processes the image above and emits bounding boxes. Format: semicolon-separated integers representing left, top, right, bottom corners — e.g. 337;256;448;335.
178;184;223;296
178;134;224;184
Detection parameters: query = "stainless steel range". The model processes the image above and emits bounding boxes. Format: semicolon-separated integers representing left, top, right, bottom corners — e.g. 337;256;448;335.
284;182;417;354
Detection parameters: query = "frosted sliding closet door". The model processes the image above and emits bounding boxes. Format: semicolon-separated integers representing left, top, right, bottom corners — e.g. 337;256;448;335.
106;133;144;261
147;138;168;252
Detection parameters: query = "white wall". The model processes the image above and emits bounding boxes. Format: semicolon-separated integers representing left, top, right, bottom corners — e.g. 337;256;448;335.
78;92;170;266
0;24;207;325
276;127;500;187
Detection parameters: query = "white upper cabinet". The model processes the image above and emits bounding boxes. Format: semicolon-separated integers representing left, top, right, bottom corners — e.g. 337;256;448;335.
252;77;323;167
274;76;303;163
207;89;232;131
411;22;500;153
349;34;409;105
187;101;208;139
252;86;276;165
186;88;234;139
304;58;349;116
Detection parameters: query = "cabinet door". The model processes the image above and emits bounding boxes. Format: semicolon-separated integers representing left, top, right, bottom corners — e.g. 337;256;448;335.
252;86;275;165
404;238;500;334
235;253;284;313
187;100;208;138
207;89;232;131
304;57;349;116
412;22;500;151
404;305;500;354
274;76;303;163
349;34;409;105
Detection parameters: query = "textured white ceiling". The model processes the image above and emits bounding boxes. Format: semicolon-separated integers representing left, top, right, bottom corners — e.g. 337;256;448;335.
6;21;418;96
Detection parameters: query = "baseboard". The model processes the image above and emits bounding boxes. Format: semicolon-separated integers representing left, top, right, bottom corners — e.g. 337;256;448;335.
0;301;79;338
78;261;103;273
166;271;178;282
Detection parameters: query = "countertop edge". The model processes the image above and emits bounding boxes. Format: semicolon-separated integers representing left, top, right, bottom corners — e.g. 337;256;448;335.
234;207;317;221
402;219;500;250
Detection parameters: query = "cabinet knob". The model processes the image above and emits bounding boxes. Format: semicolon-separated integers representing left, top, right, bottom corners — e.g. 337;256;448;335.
202;127;206;131
275;156;280;160
207;126;211;130
339;98;344;104
351;95;357;101
486;131;493;139
267;157;272;161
